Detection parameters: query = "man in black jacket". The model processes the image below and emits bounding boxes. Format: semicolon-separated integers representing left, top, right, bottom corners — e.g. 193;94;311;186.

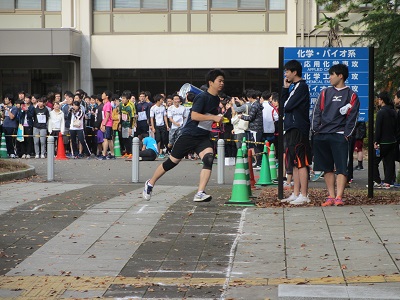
373;91;398;188
280;60;312;205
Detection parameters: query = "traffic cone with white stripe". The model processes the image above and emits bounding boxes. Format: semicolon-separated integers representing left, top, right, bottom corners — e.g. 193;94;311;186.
225;148;255;206
256;143;272;186
0;133;8;158
269;143;277;181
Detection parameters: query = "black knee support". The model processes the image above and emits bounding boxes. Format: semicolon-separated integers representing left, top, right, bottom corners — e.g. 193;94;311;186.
202;153;214;170
162;158;178;172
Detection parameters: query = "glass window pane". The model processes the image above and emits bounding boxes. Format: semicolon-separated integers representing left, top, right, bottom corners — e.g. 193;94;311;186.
16;0;41;9
191;0;207;10
0;0;14;10
114;0;140;8
269;0;285;10
239;0;265;10
211;0;237;9
172;0;187;10
141;0;168;9
94;0;110;11
46;0;61;11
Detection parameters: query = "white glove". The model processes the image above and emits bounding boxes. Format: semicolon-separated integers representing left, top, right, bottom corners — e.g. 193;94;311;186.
339;103;352;115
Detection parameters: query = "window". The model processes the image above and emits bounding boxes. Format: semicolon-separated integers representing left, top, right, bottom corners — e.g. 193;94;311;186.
211;0;237;9
46;0;62;11
239;0;266;10
142;0;168;10
172;0;187;10
191;0;207;10
269;0;285;10
0;0;14;10
16;0;41;9
94;0;111;11
114;0;139;9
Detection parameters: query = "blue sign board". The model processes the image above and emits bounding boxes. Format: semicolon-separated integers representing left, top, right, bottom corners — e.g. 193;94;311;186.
283;47;370;122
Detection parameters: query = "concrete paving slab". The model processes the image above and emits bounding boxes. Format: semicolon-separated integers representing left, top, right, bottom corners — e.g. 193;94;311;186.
279;284;349;299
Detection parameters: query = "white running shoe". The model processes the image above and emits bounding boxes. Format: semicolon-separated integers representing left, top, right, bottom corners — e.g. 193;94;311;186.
193;191;212;202
41;155;45;159
281;193;298;203
142;180;153;200
35;155;40;159
21;154;26;159
290;194;311;205
26;154;30;159
10;154;15;159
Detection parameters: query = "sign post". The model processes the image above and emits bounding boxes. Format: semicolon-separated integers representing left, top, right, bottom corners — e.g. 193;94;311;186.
279;47;374;199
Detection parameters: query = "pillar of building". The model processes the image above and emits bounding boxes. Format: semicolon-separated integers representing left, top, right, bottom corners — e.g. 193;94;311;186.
78;0;93;95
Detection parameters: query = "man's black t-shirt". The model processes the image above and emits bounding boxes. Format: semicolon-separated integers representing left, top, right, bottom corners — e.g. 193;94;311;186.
181;91;220;137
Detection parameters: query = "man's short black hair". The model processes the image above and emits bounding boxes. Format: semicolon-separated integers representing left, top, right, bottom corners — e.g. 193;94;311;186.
377;91;392;106
153;94;164;103
284;60;302;77
261;90;272;100
205;69;225;87
271;92;279;101
329;63;349;81
103;90;113;100
65;91;74;98
121;90;131;99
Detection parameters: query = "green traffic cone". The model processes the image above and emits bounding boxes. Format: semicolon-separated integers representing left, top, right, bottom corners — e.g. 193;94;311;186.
114;131;122;157
256;144;272;186
225;148;255;206
0;133;8;158
269;143;277;181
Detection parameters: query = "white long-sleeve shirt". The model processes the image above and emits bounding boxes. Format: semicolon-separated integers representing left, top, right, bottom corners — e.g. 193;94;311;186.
48;110;65;134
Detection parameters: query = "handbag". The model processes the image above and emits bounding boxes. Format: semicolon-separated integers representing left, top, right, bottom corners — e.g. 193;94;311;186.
73;118;81;128
237;104;249;131
16;124;24;142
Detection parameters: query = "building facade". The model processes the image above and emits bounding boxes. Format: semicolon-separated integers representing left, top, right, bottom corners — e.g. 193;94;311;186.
0;0;352;98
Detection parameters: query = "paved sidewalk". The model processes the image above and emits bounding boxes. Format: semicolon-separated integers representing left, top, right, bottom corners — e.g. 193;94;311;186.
0;159;400;299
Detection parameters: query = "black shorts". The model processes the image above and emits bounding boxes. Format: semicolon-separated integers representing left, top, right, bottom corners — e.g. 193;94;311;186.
136;121;149;136
313;133;349;175
171;134;213;159
104;126;113;140
284;128;311;170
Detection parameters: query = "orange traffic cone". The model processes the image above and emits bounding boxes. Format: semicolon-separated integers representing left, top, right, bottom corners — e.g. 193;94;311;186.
55;132;67;160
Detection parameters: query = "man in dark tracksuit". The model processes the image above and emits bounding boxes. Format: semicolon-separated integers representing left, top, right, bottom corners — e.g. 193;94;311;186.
280;60;312;205
312;64;360;206
373;91;398;188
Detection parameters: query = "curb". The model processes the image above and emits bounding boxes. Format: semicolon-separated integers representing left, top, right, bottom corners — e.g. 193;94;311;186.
0;165;36;182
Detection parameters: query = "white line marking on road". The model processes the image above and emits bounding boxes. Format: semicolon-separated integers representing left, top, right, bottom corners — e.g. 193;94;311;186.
31;204;46;211
220;208;247;300
137;205;148;214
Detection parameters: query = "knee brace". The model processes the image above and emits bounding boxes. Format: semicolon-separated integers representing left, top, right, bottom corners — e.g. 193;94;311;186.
202;153;215;170
162;158;178;172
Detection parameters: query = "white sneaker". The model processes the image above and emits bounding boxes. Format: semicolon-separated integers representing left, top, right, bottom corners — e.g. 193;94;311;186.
21;154;26;159
26;154;30;159
290;194;311;205
281;193;298;203
193;191;212;202
142;180;153;200
35;155;40;159
41;155;45;159
10;154;15;159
